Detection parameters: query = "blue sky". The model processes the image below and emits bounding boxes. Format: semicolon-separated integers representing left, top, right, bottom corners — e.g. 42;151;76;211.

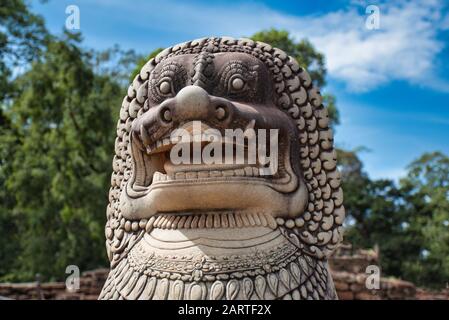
31;0;449;181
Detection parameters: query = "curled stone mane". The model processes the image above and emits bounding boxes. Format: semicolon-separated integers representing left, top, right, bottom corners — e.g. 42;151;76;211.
100;37;345;300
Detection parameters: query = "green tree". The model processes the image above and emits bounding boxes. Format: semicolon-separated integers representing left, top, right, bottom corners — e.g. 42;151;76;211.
339;146;421;283
90;44;144;86
0;0;49;281
398;152;449;288
0;0;49;101
344;150;449;289
1;32;123;281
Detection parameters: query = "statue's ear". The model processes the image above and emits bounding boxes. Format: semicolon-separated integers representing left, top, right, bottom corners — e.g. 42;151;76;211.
274;52;345;259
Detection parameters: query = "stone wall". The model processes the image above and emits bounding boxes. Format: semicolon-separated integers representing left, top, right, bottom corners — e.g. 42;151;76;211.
333;271;417;300
330;243;417;300
0;269;108;300
0;244;447;300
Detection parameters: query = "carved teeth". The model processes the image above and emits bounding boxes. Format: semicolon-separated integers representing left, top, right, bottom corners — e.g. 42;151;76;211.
252;212;261;226
221;214;229;228
210;171;222;177
149;212;279;229
198;171;209;179
144;136;172;155
213;214;220;228
223;170;234;176
228;213;236;228
175;172;185;180
152;166;266;183
266;214;277;229
235;214;244;228
185;172;197;179
198;214;206;228
206;214;214;228
240;213;250;226
258;212;268;227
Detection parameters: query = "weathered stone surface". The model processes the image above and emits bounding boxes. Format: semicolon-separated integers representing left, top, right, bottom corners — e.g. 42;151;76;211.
99;37;346;300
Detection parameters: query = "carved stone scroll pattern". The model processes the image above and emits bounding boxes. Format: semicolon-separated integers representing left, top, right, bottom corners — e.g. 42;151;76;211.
99;250;334;300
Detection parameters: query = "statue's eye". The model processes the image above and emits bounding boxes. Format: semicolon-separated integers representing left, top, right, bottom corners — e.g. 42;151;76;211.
231;77;245;91
159;80;172;94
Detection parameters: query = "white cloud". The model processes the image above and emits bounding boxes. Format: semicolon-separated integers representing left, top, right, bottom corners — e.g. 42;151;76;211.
286;0;449;92
83;0;449;92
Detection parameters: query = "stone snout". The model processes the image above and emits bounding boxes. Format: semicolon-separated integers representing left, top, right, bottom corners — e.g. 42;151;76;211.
121;85;308;221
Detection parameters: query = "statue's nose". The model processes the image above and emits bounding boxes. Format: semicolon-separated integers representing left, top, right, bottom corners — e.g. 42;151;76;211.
174;85;211;120
159;85;233;124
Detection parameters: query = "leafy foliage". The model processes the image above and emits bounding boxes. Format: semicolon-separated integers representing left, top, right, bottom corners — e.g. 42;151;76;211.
0;0;49;101
342;150;449;289
397;152;449;287
0;32;124;281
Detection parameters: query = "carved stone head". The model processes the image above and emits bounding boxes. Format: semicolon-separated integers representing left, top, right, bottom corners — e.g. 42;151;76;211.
100;37;345;300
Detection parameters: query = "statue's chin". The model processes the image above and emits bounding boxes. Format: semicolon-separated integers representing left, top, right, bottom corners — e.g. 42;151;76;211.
120;178;308;221
143;226;284;255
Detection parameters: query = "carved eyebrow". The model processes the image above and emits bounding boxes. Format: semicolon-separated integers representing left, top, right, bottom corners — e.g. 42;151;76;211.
149;62;188;103
217;60;259;87
214;60;259;100
219;60;259;77
152;62;186;80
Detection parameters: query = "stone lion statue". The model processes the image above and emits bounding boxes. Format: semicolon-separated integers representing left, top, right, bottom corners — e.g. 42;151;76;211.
99;37;345;300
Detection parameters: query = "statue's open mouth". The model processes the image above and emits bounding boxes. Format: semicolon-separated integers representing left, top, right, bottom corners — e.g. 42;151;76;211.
132;123;294;190
120;116;308;221
116;78;310;221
